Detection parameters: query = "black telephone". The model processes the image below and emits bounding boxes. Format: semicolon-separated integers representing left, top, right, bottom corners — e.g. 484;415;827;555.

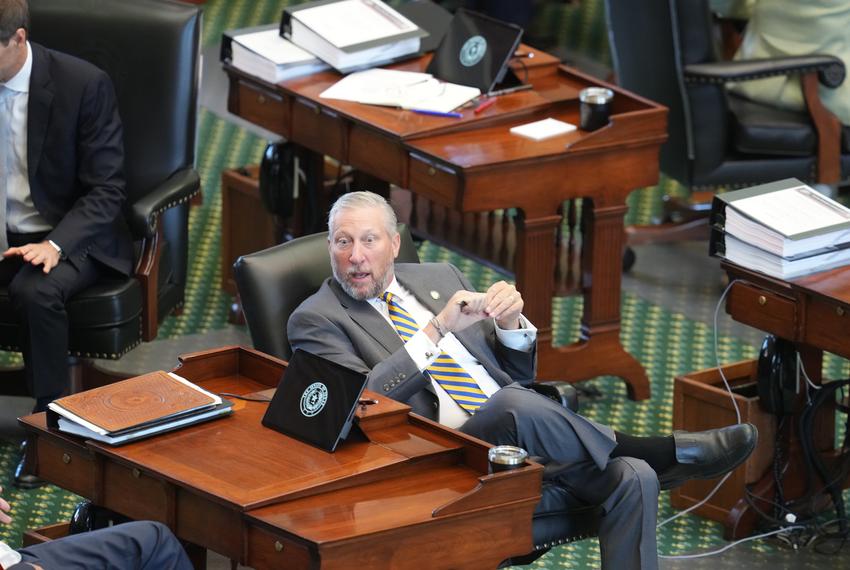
258;141;298;220
756;334;798;416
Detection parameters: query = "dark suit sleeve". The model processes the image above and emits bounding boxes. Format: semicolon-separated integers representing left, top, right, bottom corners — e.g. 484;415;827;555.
46;70;126;256
288;308;431;403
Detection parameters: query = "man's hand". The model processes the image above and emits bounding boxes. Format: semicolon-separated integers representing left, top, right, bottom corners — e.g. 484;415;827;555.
3;241;61;274
484;281;523;329
0;485;12;524
436;290;489;335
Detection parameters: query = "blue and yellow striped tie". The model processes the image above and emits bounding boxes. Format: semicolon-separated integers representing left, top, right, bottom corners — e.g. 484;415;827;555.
382;292;488;413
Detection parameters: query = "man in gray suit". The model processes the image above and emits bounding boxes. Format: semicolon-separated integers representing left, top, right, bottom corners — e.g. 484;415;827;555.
289;191;757;569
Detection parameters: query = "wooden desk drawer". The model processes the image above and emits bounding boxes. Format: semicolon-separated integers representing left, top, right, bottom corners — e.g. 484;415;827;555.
232;80;289;137
802;297;850;358
101;462;170;523
35;437;95;497
726;282;797;339
408;153;460;209
247;525;312;569
291;97;345;159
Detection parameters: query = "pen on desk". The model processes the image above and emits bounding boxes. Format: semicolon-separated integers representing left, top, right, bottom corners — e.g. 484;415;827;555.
487;84;533;97
513;50;535;59
474;98;497;114
410;108;463;118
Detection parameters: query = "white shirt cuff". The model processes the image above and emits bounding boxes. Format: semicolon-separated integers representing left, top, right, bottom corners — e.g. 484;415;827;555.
494;315;536;352
403;329;443;371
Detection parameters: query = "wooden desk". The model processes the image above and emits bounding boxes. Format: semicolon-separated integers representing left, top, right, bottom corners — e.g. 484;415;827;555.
224;47;667;400
19;347;543;569
720;262;849;537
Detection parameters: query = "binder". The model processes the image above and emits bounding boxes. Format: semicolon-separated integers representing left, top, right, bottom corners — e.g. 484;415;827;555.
47;371;233;445
280;0;427;73
220;23;278;63
710;178;850;259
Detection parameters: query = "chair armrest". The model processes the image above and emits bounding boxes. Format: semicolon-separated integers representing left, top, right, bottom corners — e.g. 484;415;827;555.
529;382;579;412
684;55;845;88
128;168;200;238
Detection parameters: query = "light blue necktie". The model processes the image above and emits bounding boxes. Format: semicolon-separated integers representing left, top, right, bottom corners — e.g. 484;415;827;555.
382;292;488;412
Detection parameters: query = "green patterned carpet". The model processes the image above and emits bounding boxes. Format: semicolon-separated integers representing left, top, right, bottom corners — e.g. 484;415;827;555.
1;1;848;568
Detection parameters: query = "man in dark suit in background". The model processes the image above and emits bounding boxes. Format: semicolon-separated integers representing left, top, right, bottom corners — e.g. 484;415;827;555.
289;191;757;569
0;0;133;487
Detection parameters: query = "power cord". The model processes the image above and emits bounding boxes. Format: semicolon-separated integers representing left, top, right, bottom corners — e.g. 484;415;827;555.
659;525;806;560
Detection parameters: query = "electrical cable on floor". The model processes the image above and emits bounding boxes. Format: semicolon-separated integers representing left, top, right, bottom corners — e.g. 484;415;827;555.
713;278;743;424
658;525;805;560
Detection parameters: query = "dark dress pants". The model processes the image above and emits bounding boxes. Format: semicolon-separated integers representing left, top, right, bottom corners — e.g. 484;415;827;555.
0;231;107;403
460;384;660;570
13;521;192;570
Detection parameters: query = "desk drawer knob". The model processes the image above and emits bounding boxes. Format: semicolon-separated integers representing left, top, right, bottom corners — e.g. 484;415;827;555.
62;453;71;465
428;167;436;176
257;94;266;105
838;306;846;317
274;541;284;552
758;295;767;306
132;468;141;479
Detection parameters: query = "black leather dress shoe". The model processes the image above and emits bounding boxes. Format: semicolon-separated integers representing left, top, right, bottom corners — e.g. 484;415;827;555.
14;440;46;489
658;423;757;491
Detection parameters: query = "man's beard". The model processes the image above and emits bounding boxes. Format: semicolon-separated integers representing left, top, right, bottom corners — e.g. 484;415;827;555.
331;259;392;301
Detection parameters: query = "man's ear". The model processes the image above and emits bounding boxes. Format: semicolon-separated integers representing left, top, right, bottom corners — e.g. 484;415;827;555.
392;231;401;259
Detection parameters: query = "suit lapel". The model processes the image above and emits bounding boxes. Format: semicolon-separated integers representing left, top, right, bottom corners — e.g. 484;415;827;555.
27;44;53;187
328;279;403;354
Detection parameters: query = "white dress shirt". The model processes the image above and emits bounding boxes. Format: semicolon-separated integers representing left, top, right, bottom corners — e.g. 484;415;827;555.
367;277;536;429
0;540;22;569
2;41;53;234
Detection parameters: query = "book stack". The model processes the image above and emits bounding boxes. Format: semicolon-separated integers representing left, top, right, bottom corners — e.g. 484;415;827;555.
222;25;329;84
47;371;233;445
281;0;427;73
710;178;850;279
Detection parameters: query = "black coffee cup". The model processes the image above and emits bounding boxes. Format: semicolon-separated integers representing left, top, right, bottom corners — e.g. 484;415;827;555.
488;445;529;473
579;87;614;131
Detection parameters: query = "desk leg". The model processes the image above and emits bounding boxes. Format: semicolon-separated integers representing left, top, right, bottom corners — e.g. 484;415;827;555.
518;200;650;400
182;541;207;569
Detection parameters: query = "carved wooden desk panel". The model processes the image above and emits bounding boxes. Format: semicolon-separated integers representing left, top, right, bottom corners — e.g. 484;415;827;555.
20;347;543;569
225;47;668;400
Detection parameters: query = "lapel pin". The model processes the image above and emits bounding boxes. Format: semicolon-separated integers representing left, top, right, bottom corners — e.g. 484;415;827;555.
430;291;440;300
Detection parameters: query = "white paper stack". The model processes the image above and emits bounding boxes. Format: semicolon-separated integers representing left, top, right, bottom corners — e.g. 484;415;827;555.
319;68;480;113
509;118;577;141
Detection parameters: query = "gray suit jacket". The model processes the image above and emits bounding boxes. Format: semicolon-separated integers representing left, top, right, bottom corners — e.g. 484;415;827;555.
288;263;536;420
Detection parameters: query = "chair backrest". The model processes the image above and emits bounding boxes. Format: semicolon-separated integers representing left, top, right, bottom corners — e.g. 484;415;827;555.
234;225;420;361
28;0;200;203
605;0;728;184
29;0;201;291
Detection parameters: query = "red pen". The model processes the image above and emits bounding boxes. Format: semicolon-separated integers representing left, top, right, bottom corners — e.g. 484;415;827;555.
474;98;496;114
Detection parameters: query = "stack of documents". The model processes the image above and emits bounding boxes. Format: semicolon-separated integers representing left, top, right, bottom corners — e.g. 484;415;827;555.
47;371;233;445
230;27;329;84
710;178;850;279
281;0;427;73
319;68;479;113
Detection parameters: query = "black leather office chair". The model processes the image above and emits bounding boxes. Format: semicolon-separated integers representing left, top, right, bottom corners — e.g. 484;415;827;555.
606;0;849;248
233;226;601;566
0;0;201;392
